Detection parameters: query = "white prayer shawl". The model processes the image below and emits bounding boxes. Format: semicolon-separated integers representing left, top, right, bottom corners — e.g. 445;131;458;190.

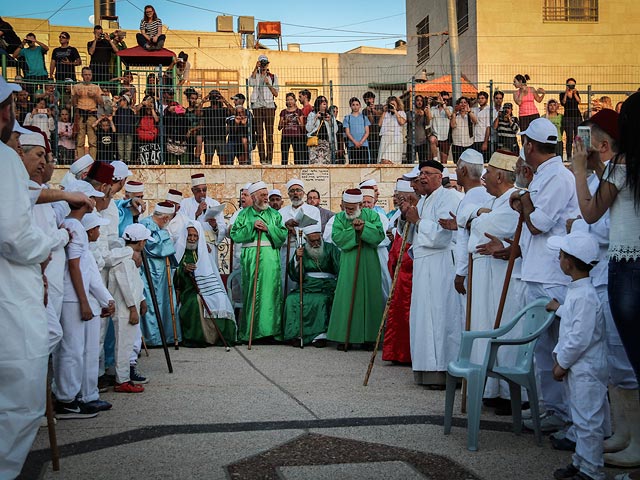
180;196;227;244
279;203;321;294
409;186;464;373
468;188;526;398
175;221;235;321
455;185;492;277
228;208;243;271
323;215;336;245
167;211;190;246
374;209;392;302
0;143;51;478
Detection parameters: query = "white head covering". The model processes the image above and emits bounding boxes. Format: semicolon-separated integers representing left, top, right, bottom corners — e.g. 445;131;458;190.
242;182;252;191
19;133;46;148
123;223;155;242
81;212;110;231
124;180;144;193
65;179;104;198
268;189;282;198
69;154;94;175
0;77;21;103
286;179;304;191
547;231;599;265
191;173;206;186
166;189;183;204
13;120;31;135
111;160;132;181
302;224;322;235
403;164;420;180
458;149;484;165
361;186;375;198
395;179;414;193
342;188;363;203
359;178;377;188
248;181;268;195
154;202;175;214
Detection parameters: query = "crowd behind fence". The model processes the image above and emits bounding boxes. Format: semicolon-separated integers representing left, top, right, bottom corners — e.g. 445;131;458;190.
6;62;638;166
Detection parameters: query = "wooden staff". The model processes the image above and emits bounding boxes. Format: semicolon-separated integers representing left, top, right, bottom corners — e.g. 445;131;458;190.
461;252;473;414
343;234;362;352
46;358;60;471
493;212;524;329
248;231;262;350
141;336;149;357
141;250;173;373
166;257;179;350
187;272;231;352
298;230;304;349
363;221;410;386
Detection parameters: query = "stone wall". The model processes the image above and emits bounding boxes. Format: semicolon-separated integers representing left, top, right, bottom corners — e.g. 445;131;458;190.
51;164;426;215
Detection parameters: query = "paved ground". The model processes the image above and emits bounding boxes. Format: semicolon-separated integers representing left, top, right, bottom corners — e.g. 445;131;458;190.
21;343;621;479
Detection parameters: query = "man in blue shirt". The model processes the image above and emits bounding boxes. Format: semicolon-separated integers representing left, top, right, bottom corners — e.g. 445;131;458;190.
13;32;49;98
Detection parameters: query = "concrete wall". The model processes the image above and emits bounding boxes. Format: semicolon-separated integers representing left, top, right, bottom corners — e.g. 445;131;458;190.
50;164;420;215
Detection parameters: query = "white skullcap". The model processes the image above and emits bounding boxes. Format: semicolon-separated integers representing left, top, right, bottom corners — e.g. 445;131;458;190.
248;181;268;195
111;160;132;180
458;149;484;165
154;201;175;214
286;178;304;191
81;212;110;231
69;154;94;175
19;133;46;148
302;224;322;235
268;189;282;198
395;179;414;193
359;178;377;188
191;173;206;186
343;188;363;203
123;223;155;242
124;180;144;193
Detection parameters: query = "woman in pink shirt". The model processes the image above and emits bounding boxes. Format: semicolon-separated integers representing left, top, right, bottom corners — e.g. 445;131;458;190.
513;74;545;131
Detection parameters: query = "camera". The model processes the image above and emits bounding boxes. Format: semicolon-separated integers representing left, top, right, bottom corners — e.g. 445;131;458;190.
24;39;33;45
100;33;106;39
259;59;269;66
567;84;575;90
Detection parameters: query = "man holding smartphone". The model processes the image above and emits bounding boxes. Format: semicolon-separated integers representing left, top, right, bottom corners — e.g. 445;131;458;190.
249;54;279;164
50;32;81;82
12;33;49;98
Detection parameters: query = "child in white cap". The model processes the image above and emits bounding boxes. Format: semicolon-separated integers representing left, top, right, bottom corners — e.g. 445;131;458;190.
547;230;607;480
108;224;152;393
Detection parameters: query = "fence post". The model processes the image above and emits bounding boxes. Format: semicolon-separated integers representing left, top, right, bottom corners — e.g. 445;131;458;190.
329;79;336;163
246;78;253;165
489;79;494;157
158;64;164;164
587;84;592;120
410;76;416;164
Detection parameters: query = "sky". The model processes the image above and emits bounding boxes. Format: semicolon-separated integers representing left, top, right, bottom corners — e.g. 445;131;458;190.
1;0;407;53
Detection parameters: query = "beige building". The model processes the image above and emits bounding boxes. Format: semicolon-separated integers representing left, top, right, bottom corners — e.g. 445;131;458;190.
405;0;639;103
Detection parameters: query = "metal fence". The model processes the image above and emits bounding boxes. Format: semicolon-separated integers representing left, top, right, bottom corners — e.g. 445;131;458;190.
6;61;638;165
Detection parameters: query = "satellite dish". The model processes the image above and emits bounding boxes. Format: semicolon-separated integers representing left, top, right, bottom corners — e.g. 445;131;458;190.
89;15;95;25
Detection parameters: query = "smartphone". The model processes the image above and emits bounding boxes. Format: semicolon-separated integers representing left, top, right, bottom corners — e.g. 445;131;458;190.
577;125;591;148
38;108;47;114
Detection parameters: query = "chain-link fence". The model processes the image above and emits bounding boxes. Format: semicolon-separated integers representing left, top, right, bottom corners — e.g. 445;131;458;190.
6;61;638;165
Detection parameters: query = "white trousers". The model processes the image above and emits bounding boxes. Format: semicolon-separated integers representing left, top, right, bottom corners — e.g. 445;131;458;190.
526;282;569;421
46;301;63;354
131;325;142;364
52;303;101;403
113;313;139;383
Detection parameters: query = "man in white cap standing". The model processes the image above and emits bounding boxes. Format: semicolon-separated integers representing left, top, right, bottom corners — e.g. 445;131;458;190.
403;159;464;387
359;178;386;216
139;201;181;347
165;188;189;245
0;76;55;478
283;223;341;347
230;181;288;343
249;54;279;164
180;173;227;246
327;188;385;348
268;189;283;210
279;178;321;294
510;117;579;432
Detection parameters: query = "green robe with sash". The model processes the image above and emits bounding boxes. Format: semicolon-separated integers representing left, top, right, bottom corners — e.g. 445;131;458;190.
283;242;341;344
230;206;288;342
327;209;385;344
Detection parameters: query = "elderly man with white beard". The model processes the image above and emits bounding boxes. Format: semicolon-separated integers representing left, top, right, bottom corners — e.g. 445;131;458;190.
403;159;464;387
279;178;321;295
282;224;341;347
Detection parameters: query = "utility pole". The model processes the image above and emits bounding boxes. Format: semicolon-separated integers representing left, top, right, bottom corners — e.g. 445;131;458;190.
446;0;462;101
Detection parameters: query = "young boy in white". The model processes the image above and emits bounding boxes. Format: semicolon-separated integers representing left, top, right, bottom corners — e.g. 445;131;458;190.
53;182;115;418
547;231;607;480
108;224;151;393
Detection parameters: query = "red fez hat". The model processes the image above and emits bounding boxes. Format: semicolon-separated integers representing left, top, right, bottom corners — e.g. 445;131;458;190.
168;189;182;195
87;161;115;185
586;109;619;142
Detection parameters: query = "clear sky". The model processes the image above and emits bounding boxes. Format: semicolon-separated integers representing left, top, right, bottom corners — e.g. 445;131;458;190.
1;0;407;53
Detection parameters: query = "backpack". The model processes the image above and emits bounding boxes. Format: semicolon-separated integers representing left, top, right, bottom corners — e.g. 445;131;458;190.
137;114;158;142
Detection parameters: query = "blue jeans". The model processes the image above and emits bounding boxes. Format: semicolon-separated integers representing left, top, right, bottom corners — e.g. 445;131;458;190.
608;258;640;385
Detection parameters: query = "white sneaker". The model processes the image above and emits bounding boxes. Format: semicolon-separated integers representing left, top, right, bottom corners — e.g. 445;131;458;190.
523;411;568;433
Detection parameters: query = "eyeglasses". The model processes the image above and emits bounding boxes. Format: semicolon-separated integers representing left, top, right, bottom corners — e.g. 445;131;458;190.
59;35;68;39
289;188;304;193
419;171;441;177
145;10;154;13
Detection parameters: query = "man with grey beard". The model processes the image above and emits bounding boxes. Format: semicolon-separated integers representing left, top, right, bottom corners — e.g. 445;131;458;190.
282;224;341;347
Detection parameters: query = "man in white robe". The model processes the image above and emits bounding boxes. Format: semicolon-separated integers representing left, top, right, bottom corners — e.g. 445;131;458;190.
180;173;227;245
404;160;464;387
362;186;391;302
166;189;190;245
279;178;321;294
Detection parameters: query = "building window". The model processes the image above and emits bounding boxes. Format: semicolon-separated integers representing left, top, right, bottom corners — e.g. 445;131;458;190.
417;17;429;64
457;0;469;34
543;0;598;22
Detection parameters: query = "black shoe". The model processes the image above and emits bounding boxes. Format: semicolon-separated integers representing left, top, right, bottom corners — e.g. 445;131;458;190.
312;339;327;348
130;365;149;384
483;397;502;408
98;374;116;393
83;399;112;411
553;463;579;480
550;436;576;452
55;400;99;419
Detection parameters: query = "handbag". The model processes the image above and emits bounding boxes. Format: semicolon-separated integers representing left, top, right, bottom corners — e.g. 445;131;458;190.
306;118;324;147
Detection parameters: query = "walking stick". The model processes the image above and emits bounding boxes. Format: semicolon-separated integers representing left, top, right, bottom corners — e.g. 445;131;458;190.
493;212;524;329
46;358;60;471
141;336;149;357
141;250;173;373
187;272;231;352
363;221;410;386
166;257;179;350
248;231;262;350
297;230;304;349
343;233;362;352
461;252;473;414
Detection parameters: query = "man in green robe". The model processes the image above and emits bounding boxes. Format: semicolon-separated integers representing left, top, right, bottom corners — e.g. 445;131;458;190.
327;188;385;347
283;224;341;346
229;181;288;343
174;222;236;347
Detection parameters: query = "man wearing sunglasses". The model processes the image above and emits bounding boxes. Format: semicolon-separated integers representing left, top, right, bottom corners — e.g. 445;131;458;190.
50;32;81;82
